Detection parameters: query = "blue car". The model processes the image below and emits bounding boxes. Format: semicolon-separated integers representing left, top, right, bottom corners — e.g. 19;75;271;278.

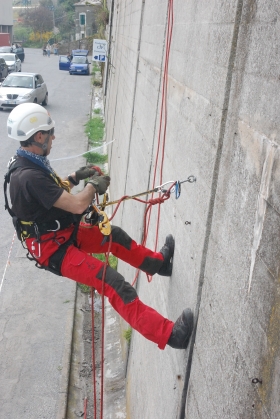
59;49;90;75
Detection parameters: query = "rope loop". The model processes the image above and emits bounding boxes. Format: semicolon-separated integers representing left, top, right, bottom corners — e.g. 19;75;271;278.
148;197;166;205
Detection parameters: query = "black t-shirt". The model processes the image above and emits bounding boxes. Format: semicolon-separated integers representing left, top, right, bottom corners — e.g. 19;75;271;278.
9;157;71;223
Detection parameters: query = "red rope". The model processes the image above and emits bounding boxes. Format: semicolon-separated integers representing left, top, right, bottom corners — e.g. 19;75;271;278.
91;288;97;419
145;0;174;254
90;234;112;419
84;397;88;419
88;1;174;416
100;235;112;419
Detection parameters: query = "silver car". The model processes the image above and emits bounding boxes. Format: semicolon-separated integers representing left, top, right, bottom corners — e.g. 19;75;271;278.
0;53;21;73
0;72;48;110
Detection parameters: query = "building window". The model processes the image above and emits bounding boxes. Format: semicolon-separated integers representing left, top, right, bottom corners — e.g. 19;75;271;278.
79;13;86;26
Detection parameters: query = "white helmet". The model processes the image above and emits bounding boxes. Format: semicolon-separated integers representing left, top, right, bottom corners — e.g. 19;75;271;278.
7;103;55;141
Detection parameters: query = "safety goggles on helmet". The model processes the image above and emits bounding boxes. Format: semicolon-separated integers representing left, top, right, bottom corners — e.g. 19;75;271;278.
41;127;55;136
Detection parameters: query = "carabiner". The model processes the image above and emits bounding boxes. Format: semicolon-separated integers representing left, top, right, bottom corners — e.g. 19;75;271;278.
47;220;61;232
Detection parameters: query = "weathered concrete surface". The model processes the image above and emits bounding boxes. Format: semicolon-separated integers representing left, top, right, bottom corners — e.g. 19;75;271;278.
104;0;280;418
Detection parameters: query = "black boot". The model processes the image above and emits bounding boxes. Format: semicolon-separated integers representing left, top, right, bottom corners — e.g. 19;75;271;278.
158;234;175;276
167;308;193;349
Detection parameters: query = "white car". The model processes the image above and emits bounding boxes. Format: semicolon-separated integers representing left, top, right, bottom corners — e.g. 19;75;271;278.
0;53;21;73
0;72;48;110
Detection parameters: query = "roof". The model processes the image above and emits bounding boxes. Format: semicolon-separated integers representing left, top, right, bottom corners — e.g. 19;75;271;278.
74;0;101;6
72;49;88;56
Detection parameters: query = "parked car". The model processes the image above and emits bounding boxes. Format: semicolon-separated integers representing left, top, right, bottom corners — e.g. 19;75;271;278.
0;57;9;81
59;49;90;75
0;72;48;110
0;53;21;73
12;46;25;62
0;46;12;53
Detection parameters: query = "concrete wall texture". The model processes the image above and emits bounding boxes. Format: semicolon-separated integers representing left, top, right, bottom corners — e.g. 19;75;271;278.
104;1;280;418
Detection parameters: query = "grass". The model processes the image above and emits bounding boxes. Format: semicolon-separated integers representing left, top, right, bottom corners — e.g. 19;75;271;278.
84;115;107;165
85;117;104;144
93;253;118;270
78;283;91;293
84;152;108;164
77;254;118;293
92;79;102;87
123;327;132;343
92;64;100;72
93;108;101;114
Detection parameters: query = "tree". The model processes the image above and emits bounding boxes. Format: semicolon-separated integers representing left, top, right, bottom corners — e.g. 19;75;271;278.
58;0;76;13
24;6;53;40
39;0;54;8
39;0;54;10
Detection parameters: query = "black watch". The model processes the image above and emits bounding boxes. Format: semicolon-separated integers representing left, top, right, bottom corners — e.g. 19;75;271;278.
68;175;79;186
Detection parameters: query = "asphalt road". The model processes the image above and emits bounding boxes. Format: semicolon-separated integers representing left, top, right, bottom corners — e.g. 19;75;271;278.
0;48;92;419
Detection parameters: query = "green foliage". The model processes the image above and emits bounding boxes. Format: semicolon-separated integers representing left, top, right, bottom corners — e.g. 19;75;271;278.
92;79;102;87
123;327;132;343
78;283;91;293
92;64;100;72
13;26;32;44
85;117;104;144
84;152;108;165
93;254;118;270
84;115;106;166
97;8;110;26
93;108;101;114
58;0;76;13
39;0;54;7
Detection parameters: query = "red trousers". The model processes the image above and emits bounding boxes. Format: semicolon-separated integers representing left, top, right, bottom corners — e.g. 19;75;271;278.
26;223;174;349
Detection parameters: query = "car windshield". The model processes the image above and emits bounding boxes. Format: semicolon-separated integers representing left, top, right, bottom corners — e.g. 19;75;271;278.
2;75;33;88
0;54;14;61
72;56;87;64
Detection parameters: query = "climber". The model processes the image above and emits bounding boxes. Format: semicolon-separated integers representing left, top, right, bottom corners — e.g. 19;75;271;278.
4;103;193;350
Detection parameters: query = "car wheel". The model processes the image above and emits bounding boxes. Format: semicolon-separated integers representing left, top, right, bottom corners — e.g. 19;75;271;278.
42;93;48;106
69;72;72;75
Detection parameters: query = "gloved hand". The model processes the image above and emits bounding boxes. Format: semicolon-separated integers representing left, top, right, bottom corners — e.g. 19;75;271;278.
75;165;104;182
86;175;110;195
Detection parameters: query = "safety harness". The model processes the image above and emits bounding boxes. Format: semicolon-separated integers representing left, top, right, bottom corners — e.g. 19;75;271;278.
4;156;82;276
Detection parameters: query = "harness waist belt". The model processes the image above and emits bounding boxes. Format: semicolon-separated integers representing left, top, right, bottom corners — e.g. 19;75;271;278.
20;215;77;238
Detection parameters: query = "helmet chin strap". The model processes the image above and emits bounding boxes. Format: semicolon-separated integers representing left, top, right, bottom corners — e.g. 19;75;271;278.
30;134;51;157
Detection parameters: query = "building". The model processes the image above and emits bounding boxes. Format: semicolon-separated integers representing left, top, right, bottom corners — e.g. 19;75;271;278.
74;0;101;41
0;0;13;41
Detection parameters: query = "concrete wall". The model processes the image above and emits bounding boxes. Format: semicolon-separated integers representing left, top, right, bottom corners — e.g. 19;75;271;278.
0;0;13;38
104;1;280;418
0;0;13;24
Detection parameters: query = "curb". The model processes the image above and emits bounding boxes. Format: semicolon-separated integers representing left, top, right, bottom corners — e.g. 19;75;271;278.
56;284;77;419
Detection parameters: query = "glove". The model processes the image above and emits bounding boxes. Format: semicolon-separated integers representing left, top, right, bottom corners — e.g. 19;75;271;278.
86;175;110;195
75;165;104;182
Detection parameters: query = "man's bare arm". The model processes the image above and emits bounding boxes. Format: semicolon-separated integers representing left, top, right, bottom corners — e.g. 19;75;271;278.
53;184;96;214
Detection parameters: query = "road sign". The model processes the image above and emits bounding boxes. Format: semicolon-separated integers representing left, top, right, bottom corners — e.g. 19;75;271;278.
92;39;107;62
